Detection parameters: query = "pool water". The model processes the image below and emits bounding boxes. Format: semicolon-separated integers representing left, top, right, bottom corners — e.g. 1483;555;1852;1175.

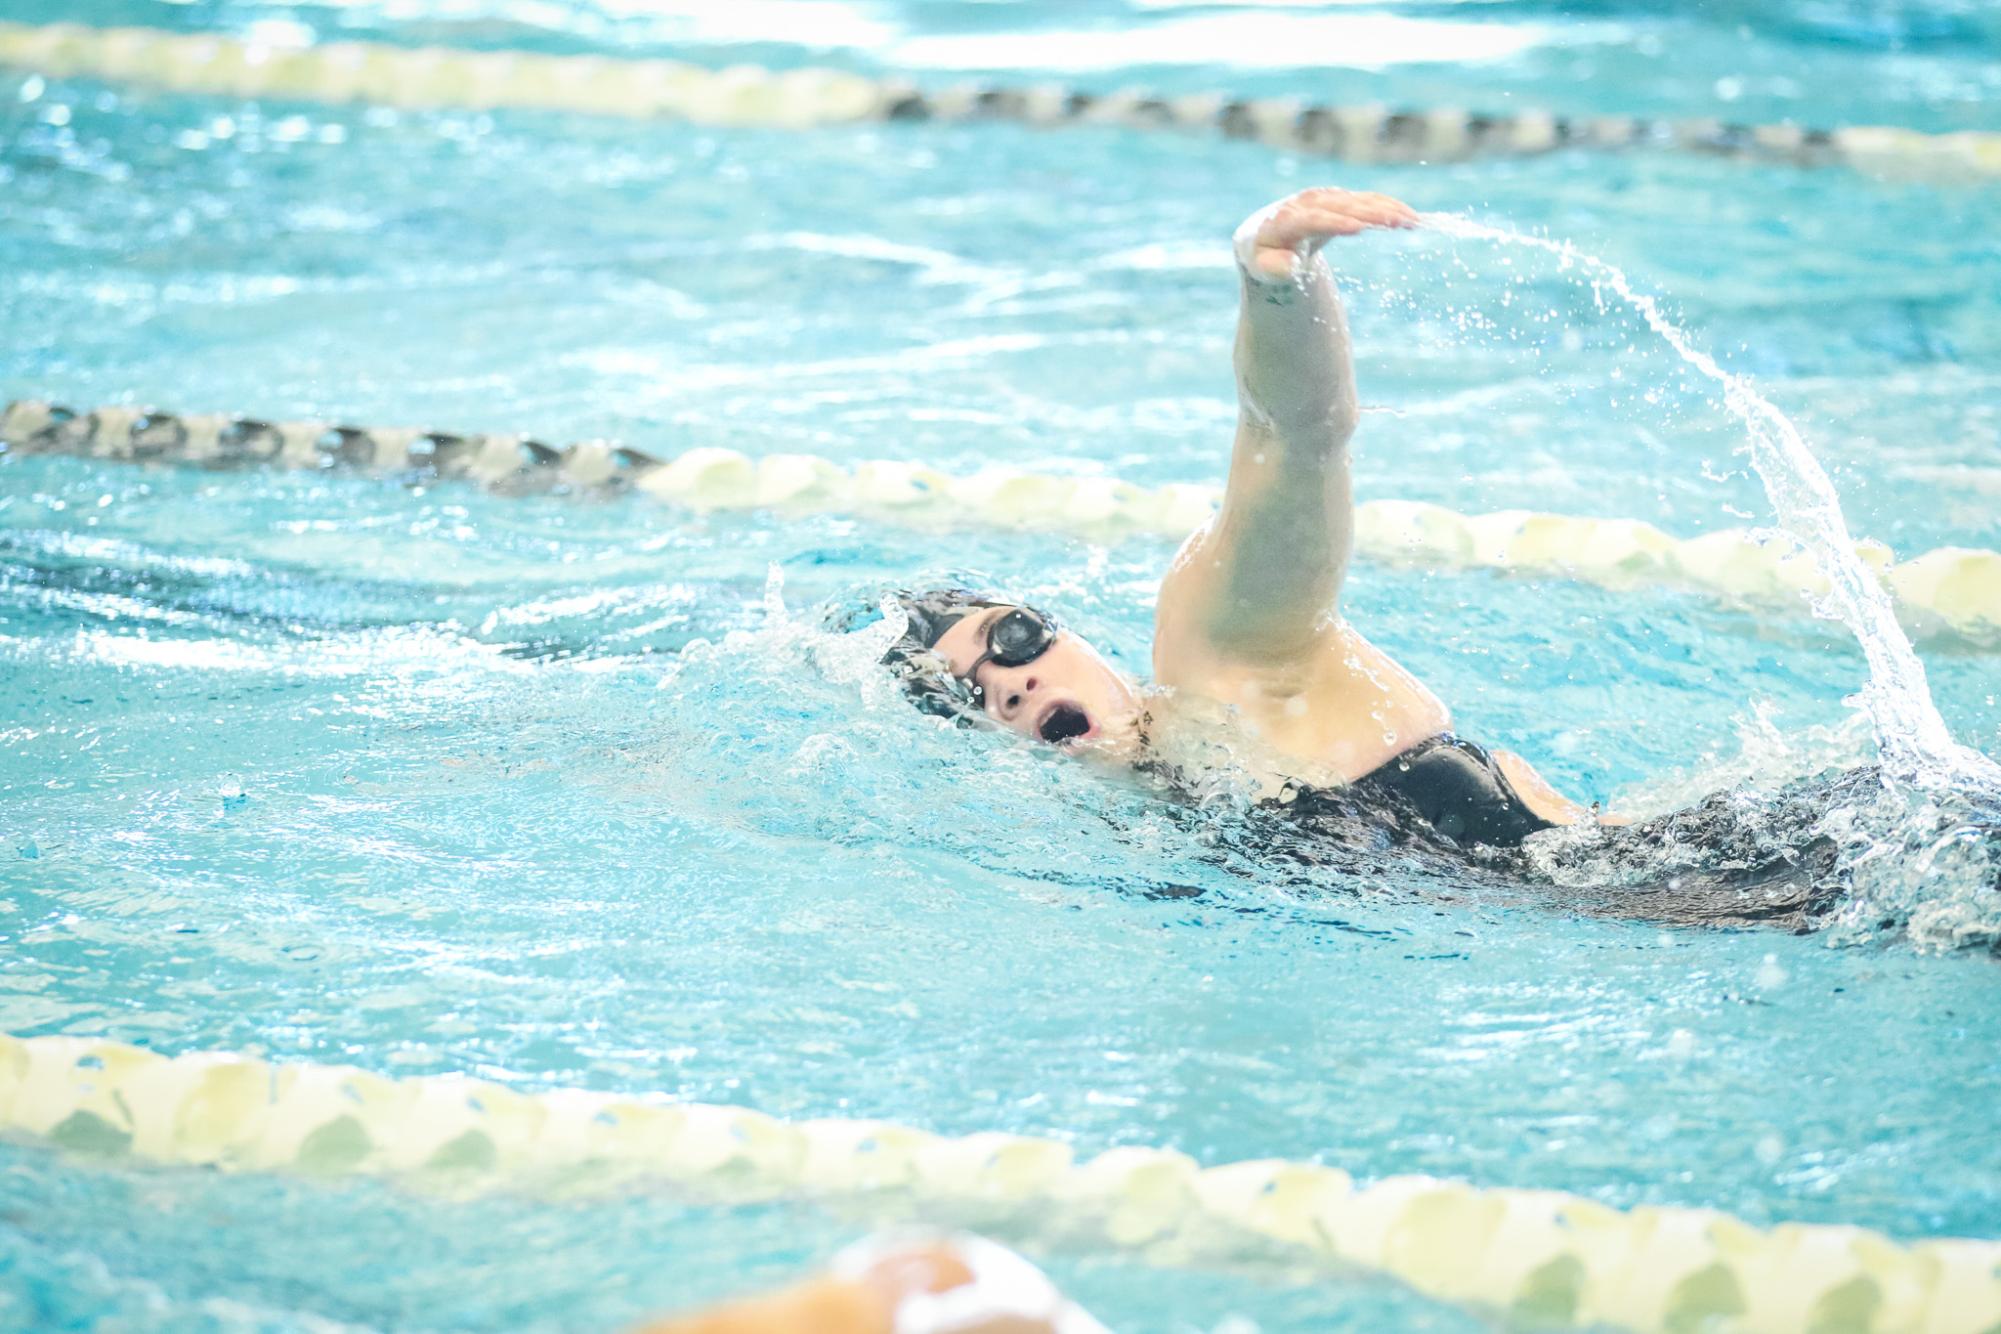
3;1;2001;1329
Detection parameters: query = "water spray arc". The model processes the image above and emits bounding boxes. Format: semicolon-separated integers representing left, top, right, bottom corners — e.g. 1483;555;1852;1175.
1425;217;2001;790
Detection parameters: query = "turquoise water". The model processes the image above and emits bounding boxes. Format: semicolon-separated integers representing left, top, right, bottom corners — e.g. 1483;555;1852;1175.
4;1;2001;1330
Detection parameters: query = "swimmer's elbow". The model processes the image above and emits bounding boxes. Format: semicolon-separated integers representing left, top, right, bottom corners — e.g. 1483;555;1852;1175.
1234;337;1359;446
1233;400;1358;479
1236;369;1359;446
1289;400;1361;447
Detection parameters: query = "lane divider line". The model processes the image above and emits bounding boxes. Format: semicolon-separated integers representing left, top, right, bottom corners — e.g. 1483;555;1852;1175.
6;398;1997;642
6;1031;1999;1334
1;22;1997;178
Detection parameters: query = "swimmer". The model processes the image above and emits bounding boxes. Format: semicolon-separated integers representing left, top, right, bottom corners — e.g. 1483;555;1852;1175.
861;186;1983;930
637;1233;1104;1334
878;187;1589;851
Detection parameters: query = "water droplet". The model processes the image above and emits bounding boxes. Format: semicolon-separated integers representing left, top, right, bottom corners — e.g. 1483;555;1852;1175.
16;839;39;861
219;773;247;810
1754;954;1789;991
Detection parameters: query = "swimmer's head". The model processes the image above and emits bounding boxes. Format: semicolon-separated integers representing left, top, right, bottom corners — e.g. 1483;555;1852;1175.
870;587;1142;752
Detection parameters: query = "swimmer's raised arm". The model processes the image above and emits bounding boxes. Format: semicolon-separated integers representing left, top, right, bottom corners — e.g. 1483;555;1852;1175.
1233;188;1412;433
1158;188;1417;665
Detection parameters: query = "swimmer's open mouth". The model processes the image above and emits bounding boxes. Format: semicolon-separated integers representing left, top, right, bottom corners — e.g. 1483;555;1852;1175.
1037;702;1093;744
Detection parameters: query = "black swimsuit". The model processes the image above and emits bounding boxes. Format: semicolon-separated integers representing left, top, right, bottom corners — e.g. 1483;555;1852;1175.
1261;740;1896;935
1146;727;1993;938
1348;733;1555;848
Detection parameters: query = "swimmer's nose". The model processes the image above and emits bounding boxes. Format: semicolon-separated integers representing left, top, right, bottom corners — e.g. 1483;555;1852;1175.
994;674;1038;721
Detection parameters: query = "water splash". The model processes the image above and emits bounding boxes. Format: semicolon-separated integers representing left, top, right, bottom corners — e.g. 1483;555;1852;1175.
1424;212;2001;794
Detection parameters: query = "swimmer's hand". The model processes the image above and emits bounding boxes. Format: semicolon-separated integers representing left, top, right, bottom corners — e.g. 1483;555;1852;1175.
1235;187;1419;283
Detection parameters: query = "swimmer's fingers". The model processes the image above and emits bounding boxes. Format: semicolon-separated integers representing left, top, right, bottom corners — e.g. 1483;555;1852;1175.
1275;198;1419;242
1286;187;1420;227
1243;189;1418;280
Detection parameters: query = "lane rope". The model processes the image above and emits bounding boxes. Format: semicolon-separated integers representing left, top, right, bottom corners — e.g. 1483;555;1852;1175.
5;1030;1999;1334
2;22;1999;179
6;398;1997;643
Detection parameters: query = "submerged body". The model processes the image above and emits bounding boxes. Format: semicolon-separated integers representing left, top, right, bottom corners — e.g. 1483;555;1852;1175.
1261;763;1862;933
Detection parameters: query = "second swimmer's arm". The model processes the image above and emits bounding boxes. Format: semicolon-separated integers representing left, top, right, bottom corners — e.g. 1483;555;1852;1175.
1159;189;1417;663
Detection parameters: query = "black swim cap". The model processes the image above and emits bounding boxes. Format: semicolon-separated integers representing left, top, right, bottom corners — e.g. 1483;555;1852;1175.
889;586;1008;650
836;585;1016;722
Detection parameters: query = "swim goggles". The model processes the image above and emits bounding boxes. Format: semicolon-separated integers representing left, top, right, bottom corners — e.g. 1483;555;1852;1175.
958;606;1059;701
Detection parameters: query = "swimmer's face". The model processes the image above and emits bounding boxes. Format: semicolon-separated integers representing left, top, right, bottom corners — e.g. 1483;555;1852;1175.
931;605;1142;753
